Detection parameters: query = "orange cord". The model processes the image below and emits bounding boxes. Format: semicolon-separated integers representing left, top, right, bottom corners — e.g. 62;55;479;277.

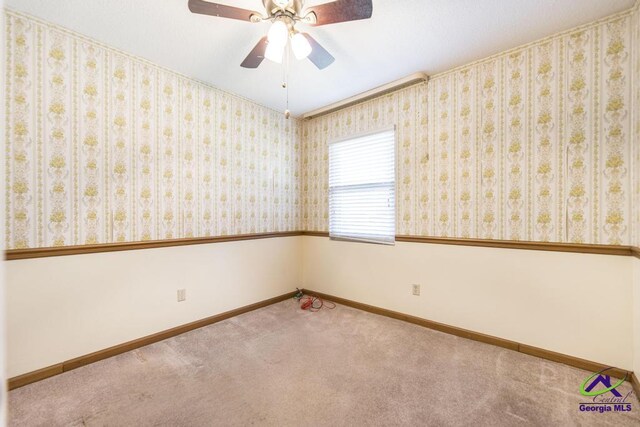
299;295;336;312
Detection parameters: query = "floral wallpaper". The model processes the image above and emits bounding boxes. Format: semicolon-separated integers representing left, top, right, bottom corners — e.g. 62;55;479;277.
5;10;301;250
5;4;640;251
302;7;638;245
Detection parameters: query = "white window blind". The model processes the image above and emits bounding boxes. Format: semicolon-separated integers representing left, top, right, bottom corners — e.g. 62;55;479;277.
329;128;396;244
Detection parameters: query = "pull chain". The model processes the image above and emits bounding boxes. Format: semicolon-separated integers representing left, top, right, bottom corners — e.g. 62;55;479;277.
283;44;291;119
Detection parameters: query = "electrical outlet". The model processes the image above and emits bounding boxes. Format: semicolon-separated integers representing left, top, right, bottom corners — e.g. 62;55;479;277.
177;289;186;302
412;284;420;296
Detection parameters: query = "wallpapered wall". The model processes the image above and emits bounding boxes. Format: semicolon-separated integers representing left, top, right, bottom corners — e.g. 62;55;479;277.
5;11;301;250
302;8;637;245
5;6;640;250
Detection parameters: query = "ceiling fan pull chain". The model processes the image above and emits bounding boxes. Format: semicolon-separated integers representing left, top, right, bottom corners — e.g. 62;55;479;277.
284;46;291;119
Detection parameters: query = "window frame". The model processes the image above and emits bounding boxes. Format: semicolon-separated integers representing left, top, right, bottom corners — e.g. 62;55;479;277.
328;125;397;246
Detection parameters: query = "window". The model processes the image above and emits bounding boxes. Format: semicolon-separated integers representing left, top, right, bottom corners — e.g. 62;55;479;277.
329;127;396;244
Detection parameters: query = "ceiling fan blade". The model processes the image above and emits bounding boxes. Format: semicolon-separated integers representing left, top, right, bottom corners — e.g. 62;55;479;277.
241;37;268;68
303;33;335;70
305;0;373;26
188;0;259;22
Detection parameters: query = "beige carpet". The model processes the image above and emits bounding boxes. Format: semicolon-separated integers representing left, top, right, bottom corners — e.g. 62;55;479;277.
9;298;640;426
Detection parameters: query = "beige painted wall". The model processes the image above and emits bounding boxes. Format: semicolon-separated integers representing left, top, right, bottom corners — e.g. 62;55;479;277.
302;236;633;370
634;0;640;251
631;258;638;377
5;236;302;378
632;0;640;382
1;0;7;423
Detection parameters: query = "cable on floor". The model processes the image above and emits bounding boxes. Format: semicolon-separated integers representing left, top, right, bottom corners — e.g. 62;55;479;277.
293;288;336;312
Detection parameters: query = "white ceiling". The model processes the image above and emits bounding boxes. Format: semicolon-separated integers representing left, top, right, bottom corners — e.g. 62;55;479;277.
7;0;635;115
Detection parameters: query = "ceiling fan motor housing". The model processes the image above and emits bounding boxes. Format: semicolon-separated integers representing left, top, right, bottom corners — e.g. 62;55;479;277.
263;0;304;17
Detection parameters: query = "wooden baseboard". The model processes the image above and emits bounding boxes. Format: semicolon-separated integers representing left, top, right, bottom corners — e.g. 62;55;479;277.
8;364;64;390
8;291;297;390
304;289;520;350
8;288;636;394
303;289;632;381
517;344;628;380
632;373;640;401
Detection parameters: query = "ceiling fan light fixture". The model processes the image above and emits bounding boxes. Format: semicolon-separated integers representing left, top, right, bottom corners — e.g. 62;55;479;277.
265;40;285;63
188;0;374;70
291;32;312;60
267;20;288;47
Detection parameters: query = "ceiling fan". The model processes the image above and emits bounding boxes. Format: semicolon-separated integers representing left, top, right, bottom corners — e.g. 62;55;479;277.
188;0;373;70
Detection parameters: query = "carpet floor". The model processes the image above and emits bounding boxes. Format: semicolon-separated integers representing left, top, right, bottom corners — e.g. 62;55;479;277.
8;298;640;426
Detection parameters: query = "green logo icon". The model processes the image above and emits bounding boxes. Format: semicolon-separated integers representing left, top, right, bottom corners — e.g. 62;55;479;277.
580;368;626;397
